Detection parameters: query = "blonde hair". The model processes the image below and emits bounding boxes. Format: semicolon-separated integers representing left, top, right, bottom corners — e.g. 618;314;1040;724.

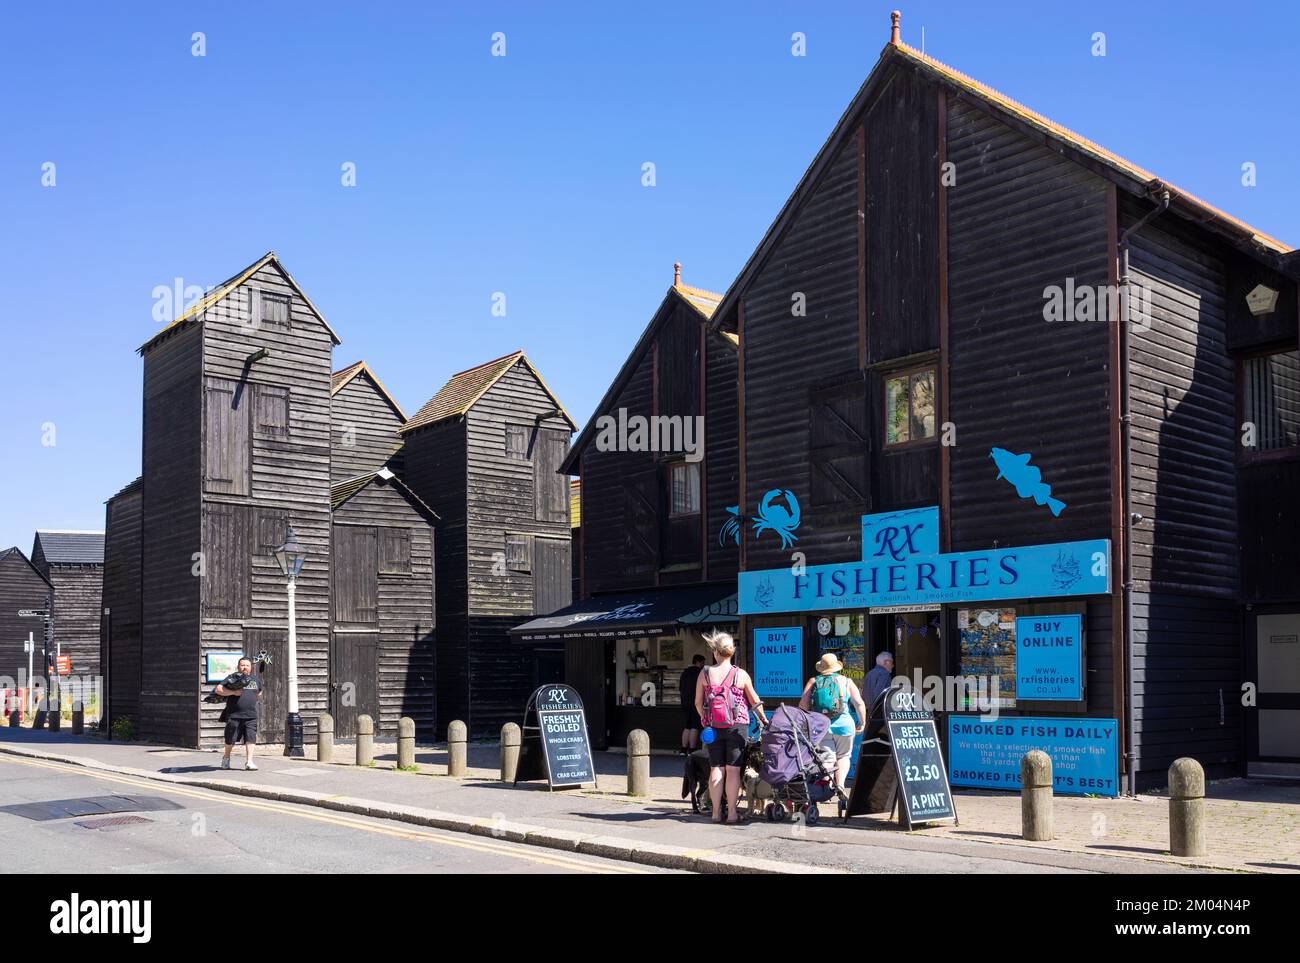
703;629;736;658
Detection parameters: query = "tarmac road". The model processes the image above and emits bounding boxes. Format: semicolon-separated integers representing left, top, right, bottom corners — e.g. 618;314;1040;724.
0;754;674;875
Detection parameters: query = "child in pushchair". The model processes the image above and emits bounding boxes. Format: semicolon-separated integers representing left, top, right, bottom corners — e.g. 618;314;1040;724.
757;704;849;825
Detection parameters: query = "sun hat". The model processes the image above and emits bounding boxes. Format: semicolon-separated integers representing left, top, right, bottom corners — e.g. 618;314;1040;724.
815;653;843;675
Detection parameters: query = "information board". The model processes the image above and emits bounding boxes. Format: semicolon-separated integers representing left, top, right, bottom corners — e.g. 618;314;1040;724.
516;684;596;790
1015;614;1083;701
884;688;957;828
752;626;804;698
947;715;1119;797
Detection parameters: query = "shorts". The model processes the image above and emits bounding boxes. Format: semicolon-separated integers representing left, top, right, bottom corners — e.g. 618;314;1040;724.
706;726;747;768
683;707;701;730
822;731;854;760
224;718;257;745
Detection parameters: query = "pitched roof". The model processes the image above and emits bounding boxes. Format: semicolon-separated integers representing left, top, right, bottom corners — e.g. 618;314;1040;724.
400;351;576;435
560;282;734;474
0;547;53;588
710;31;1291;331
106;476;143;504
138;251;342;353
330;469;440;521
32;530;105;565
331;360;408;421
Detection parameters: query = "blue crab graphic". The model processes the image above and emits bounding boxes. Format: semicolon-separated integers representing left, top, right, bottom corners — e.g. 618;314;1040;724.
719;505;742;547
753;576;775;609
1050;551;1082;591
751;489;801;549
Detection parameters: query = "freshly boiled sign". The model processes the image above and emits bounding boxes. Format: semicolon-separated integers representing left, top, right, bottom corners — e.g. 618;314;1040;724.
740;506;1109;614
515;684;596;790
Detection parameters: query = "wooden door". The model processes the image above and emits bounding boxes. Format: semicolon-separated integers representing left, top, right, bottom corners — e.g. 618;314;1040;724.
331;632;380;739
243;628;286;744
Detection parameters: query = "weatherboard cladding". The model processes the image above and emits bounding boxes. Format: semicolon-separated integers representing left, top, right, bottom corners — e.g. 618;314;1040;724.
0;549;52;687
330;365;407;483
102;482;144;727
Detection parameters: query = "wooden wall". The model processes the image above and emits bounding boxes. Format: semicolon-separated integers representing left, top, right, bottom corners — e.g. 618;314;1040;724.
141;324;203;745
102;482;143;728
331;372;405;482
704;329;740;581
0;551;51;687
42;566;102;677
195;262;335;748
330;480;436;738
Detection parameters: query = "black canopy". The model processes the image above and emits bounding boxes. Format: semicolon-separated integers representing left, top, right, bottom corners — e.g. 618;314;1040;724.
510;584;737;643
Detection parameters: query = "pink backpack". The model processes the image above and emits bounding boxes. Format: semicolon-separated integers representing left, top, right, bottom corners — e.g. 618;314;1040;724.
701;666;741;728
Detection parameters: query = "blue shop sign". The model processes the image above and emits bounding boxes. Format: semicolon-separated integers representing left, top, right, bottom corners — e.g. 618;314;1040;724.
1016;614;1083;701
947;715;1119;797
752;626;804;698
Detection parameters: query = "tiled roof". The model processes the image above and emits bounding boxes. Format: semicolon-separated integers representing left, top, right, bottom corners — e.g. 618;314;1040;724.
33;531;104;565
674;283;723;319
138;251;342;354
400;351;576;435
330;360;408;420
106;477;143;503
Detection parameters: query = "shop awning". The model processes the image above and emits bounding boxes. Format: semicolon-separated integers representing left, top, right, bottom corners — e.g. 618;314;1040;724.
510;584;738;643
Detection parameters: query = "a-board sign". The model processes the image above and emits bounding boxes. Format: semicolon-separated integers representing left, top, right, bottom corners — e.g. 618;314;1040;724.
885;687;956;827
514;683;596;790
846;684;957;828
55;655;71;676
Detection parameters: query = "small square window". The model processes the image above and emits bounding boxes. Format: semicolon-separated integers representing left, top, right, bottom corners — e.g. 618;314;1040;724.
506;534;530;572
379;528;412;575
506;425;530;460
669;462;700;516
261;293;291;330
254;384;290;438
884;366;937;448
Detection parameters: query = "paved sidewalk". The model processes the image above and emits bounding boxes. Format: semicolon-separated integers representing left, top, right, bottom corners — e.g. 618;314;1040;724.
2;726;1295;874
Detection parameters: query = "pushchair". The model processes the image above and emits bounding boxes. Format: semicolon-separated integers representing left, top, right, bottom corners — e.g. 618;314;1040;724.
758;704;849;825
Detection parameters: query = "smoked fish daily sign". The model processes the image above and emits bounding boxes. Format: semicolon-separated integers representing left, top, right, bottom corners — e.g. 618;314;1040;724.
740;506;1110;613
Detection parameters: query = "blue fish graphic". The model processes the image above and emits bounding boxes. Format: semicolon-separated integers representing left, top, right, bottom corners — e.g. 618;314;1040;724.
990;447;1066;516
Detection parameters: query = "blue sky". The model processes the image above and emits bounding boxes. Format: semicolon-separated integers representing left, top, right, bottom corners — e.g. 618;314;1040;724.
1;0;1296;550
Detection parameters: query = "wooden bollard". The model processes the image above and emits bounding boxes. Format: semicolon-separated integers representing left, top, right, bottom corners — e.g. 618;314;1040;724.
397;717;416;769
447;720;467;777
500;722;521;782
49;699;61;731
627;729;650;797
1168;757;1206;857
317;713;334;764
71;706;84;735
1020;749;1054;840
356;714;374;766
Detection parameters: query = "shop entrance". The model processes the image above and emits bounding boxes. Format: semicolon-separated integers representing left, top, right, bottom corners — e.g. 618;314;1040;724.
1250;610;1300;767
889;610;943;686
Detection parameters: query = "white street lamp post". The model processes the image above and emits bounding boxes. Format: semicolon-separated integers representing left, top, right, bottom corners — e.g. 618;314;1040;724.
273;526;307;757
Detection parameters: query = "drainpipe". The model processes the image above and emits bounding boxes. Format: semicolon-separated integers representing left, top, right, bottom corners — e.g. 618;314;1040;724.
1118;184;1170;796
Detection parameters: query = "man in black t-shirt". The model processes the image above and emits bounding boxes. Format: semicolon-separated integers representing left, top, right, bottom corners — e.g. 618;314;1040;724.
217;657;263;771
679;654;707;752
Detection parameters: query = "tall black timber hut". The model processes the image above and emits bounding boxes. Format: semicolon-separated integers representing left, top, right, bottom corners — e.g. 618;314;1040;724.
31;530;104;678
101;477;143;730
328;360;439;739
401;351;576;738
706;16;1299;789
511;271;741;749
0;547;53;690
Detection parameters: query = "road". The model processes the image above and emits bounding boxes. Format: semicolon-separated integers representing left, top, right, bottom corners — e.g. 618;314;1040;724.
0;755;673;874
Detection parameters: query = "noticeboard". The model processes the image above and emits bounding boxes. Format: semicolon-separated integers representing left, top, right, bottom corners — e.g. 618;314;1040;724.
515;684;596;790
1015;614;1083;701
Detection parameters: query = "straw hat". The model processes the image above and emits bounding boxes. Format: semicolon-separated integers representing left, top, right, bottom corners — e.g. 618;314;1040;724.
815;653;843;676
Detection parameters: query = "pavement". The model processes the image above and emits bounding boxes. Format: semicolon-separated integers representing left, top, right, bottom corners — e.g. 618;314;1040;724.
2;725;1296;874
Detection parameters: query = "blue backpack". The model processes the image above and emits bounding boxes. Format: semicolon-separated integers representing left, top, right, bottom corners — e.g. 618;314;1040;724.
810;675;845;718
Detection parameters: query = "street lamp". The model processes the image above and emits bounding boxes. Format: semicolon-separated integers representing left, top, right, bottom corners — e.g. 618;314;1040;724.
273;525;307;758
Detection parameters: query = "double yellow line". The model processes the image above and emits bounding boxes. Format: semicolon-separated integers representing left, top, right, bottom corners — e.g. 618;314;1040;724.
0;755;649;874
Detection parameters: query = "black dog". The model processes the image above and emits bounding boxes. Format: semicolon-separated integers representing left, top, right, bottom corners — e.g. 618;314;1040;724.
681;748;712;814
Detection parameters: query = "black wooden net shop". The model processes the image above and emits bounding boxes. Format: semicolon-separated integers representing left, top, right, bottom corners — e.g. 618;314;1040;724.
705;14;1299;790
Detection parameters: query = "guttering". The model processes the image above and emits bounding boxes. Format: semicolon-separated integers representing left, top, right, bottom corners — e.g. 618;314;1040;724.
1117;183;1170;796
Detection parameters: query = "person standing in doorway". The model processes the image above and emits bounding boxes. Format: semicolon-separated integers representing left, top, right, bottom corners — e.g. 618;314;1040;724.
695;631;767;824
679;654;706;753
217;657;263;771
864;650;895;720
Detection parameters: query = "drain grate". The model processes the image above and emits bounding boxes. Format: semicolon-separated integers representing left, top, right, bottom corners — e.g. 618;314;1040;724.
74;815;153;831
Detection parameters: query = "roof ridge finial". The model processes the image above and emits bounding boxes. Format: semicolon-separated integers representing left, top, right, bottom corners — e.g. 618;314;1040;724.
890;10;901;45
674;261;682;287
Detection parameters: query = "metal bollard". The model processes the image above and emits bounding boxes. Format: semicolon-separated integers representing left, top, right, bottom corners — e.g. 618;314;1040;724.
317;713;334;764
627;729;650;797
397;717;416;769
356;714;374;766
500;722;521;782
72;706;84;735
447;720;467;777
1020;749;1054;840
1168;757;1206;857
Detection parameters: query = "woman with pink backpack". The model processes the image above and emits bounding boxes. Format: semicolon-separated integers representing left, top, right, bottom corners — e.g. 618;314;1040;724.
693;629;768;824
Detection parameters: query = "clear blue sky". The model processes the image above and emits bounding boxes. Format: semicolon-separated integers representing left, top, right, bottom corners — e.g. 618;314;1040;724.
1;0;1296;551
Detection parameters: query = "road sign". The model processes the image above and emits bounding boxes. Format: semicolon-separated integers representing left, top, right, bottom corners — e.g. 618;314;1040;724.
18;609;49;618
56;655;71;676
